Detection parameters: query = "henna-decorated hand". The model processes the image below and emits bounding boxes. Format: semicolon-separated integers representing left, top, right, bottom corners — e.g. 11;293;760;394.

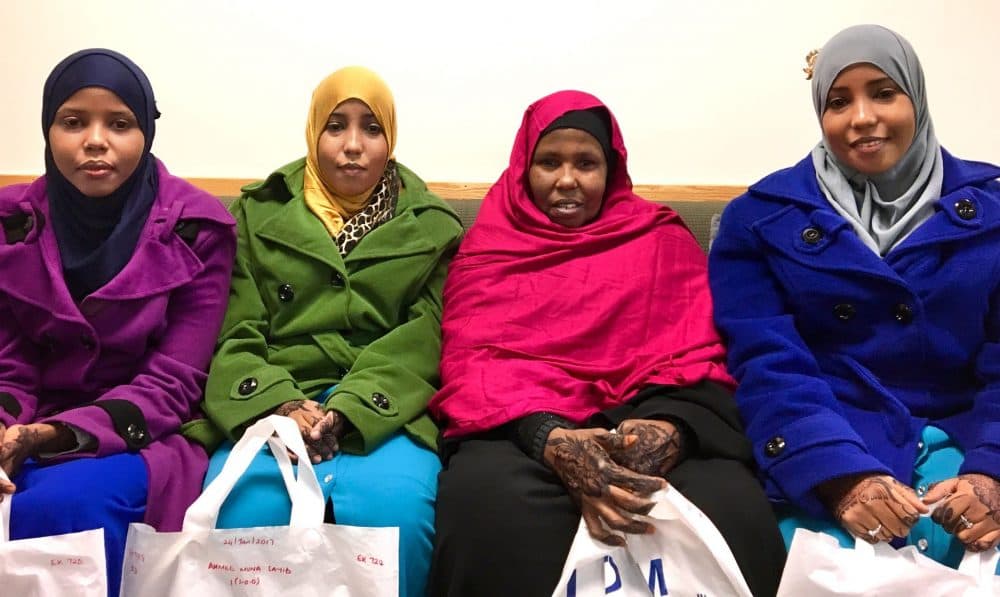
544;427;666;546
0;423;76;482
817;474;927;543
924;474;1000;552
273;400;345;463
0;423;12;499
597;419;685;478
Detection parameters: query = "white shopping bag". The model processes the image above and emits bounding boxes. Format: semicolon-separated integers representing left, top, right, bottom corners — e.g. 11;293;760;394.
0;468;108;597
551;487;754;596
120;415;399;597
776;528;1000;596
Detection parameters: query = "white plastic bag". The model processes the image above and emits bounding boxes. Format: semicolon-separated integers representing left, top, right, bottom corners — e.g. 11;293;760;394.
777;528;1000;596
0;468;108;596
551;486;753;596
120;415;399;596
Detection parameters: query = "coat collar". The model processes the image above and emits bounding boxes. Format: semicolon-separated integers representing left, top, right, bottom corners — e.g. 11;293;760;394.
749;148;1000;209
250;158;441;269
0;161;230;314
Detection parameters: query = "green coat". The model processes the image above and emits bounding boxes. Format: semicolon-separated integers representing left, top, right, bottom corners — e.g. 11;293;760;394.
183;159;463;454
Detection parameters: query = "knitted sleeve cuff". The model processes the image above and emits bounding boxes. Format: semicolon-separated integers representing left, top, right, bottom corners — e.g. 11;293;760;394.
514;412;576;463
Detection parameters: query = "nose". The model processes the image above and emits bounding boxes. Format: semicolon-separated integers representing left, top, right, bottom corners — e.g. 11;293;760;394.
554;165;577;190
83;123;108;151
849;98;877;128
343;126;362;156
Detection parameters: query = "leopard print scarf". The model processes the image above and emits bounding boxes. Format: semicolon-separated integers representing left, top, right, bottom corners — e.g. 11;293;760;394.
334;161;400;256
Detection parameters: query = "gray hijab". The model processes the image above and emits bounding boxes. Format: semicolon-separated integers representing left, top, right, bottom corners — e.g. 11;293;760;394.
810;24;943;255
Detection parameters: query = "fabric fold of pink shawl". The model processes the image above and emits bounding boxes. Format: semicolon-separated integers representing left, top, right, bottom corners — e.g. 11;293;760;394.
429;90;733;437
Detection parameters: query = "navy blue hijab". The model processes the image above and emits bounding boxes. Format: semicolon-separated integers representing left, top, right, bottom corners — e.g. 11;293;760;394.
42;49;160;301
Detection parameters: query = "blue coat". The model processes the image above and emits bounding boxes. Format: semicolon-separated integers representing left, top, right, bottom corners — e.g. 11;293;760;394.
708;150;1000;516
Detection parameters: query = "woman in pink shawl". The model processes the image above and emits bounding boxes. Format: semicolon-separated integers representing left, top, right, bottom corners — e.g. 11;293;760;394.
427;91;785;596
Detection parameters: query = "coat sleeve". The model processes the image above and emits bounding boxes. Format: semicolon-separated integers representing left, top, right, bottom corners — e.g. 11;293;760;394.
41;220;237;455
201;199;309;439
708;198;888;515
960;253;1000;478
0;296;41;427
327;219;462;454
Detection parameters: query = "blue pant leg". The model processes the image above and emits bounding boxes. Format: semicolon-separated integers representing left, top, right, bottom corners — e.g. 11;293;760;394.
329;434;441;597
10;453;148;597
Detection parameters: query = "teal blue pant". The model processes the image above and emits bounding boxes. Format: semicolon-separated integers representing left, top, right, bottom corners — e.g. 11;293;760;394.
204;432;440;597
776;425;1000;572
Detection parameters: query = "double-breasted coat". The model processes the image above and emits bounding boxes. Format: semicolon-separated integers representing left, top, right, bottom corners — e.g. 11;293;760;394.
0;160;236;529
709;150;1000;516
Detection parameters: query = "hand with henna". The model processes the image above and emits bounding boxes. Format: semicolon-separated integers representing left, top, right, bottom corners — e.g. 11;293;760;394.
0;423;76;487
597;419;686;478
544;427;666;546
817;473;927;543
273;400;345;463
923;474;1000;552
0;423;12;499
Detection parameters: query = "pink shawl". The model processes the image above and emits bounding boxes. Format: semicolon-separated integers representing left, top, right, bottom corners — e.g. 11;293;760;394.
429;90;734;437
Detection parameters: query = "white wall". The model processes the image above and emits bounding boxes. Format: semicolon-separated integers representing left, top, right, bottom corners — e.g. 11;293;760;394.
2;1;997;186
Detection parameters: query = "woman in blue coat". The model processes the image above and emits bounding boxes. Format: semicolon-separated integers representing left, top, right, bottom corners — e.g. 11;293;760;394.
709;24;1000;569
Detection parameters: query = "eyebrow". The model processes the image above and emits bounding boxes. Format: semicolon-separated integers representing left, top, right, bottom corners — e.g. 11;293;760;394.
55;107;135;118
828;77;898;93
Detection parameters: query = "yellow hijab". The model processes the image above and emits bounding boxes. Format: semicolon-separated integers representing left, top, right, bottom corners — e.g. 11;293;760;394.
303;66;397;236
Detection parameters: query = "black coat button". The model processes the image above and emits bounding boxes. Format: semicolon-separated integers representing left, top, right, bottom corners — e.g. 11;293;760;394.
238;377;258;396
955;199;977;220
80;334;96;350
277;284;295;302
764;436;786;457
894;303;914;324
331;272;346;288
371;392;390;410
833;303;856;321
338;367;349;378
801;227;823;244
126;423;146;442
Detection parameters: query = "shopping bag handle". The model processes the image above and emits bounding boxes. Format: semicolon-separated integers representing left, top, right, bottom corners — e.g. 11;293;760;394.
183;415;325;531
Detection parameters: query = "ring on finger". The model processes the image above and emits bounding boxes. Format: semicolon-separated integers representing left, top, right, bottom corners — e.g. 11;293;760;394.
960;514;974;530
866;523;883;538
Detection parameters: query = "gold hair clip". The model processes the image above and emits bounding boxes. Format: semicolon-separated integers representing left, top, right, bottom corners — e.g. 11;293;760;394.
803;49;819;80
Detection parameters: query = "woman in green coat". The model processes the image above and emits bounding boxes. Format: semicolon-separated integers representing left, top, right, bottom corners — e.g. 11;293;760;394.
188;66;463;597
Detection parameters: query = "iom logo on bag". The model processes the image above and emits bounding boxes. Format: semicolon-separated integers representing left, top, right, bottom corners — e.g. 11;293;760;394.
565;556;672;596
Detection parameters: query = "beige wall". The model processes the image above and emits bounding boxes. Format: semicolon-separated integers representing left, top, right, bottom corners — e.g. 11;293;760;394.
2;1;997;187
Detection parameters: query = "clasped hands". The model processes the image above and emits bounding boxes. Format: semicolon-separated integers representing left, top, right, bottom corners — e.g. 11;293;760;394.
543;419;684;545
820;472;1000;552
273;400;346;464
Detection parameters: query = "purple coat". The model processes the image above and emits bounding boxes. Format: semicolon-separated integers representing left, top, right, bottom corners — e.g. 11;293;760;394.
0;160;235;530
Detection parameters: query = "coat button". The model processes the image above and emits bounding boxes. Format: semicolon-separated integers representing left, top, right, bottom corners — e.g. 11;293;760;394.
764;436;786;457
371;392;390;410
330;272;346;288
955;199;976;220
277;284;295;302
801;227;823;244
80;334;96;350
894;303;914;324
238;377;258;396
126;423;146;442
833;303;856;321
338;367;349;378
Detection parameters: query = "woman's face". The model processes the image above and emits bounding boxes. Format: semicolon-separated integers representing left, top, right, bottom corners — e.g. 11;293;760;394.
528;128;608;228
48;87;145;197
821;63;916;176
317;99;389;196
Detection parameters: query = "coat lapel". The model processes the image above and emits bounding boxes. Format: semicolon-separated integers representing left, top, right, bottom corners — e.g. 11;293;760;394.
255;196;345;271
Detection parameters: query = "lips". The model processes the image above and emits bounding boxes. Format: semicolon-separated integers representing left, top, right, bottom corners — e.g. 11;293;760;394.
849;137;886;153
79;161;114;177
339;163;365;172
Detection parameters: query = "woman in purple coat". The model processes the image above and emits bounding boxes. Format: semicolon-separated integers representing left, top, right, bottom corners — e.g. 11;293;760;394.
0;49;235;594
